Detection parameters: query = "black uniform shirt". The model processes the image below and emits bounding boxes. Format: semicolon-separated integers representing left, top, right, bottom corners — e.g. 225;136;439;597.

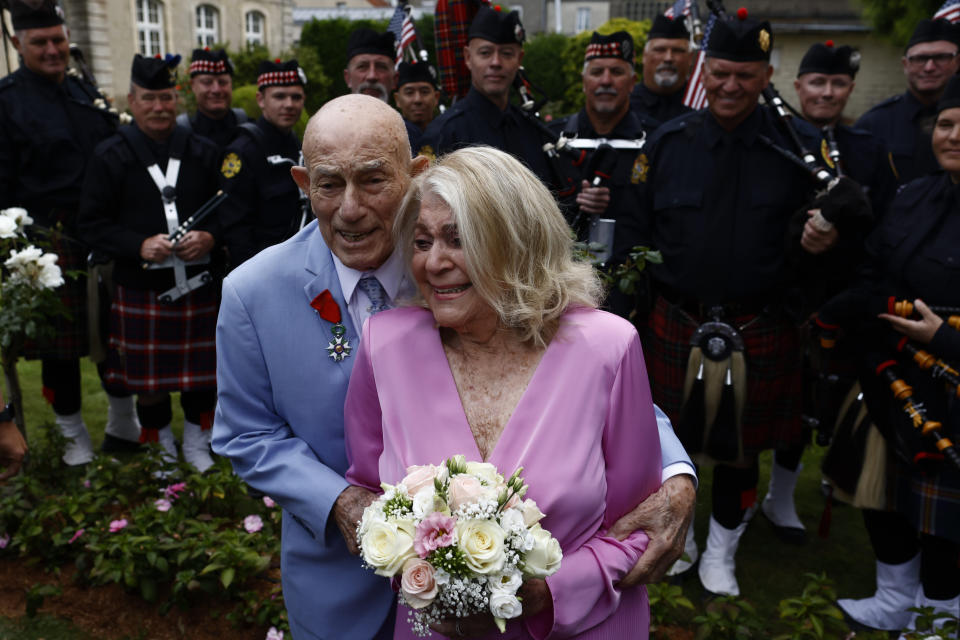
78;124;221;291
419;87;552;186
830;123;898;220
629;82;692;129
404;118;423;156
0;66;117;218
189;109;244;149
855;90;939;185
218;116;302;267
628;106;818;305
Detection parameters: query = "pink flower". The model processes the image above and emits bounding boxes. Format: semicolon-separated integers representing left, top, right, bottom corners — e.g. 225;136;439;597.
68;528;84;544
265;627;284;640
109;519;128;532
154;498;172;512
400;558;438;609
83;480;91;489
0;533;9;549
243;515;263;533
262;496;276;508
414;512;456;558
402;464;440;496
448;474;486;511
164;482;187;500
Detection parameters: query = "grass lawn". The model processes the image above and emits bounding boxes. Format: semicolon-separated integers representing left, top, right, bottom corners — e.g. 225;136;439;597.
3;358;877;637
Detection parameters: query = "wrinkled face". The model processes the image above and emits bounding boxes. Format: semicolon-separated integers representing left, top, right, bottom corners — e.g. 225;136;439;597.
344;54;396;102
793;72;854;126
464;39;523;102
903;40;959;97
704;57;771;129
933;106;960;178
128;85;178;140
642;37;691;92
256;85;305;132
14;25;70;82
583;58;636;116
190;74;233;118
411;197;496;332
394;82;440;127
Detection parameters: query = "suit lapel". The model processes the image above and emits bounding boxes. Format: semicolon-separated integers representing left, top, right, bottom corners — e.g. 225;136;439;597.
302;226;358;375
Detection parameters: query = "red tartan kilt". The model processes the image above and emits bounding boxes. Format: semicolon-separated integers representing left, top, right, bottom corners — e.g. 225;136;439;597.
103;284;218;393
646;296;804;454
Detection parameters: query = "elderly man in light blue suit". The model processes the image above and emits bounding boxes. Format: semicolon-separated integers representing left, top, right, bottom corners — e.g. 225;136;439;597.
213;94;697;640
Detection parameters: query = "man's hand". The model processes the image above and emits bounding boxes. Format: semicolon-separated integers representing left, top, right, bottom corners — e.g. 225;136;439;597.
0;421;27;481
140;234;174;263
174;230;215;262
879;298;944;345
608;474;696;587
333;485;377;555
575;181;611;216
800;210;840;254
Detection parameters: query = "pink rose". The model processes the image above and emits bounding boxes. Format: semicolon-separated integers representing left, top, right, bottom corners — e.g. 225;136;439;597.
448;475;486;511
414;512;456;558
401;464;439;496
109;519;128;532
262;496;277;508
400;558;438;609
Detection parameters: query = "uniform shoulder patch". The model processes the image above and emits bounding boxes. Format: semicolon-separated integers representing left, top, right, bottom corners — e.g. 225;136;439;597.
418;145;437;163
631;153;649;184
221;152;242;178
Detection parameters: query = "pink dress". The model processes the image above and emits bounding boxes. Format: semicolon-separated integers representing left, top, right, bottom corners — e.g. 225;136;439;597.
345;306;662;639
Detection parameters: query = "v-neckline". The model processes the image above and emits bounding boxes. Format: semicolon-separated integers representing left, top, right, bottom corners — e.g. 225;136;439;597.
432;328;555;463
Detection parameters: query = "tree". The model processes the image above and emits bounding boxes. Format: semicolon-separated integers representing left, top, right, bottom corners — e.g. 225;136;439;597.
859;0;944;46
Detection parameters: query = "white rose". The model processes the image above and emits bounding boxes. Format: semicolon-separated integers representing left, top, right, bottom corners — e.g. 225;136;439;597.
488;590;523;620
498;508;525;535
6;245;42;268
487;567;522;594
361;519;417;577
520;499;545;527
523;524;562;578
465;461;501;485
358;501;386;537
456;518;506;575
0;216;16;239
411;486;446;519
37;253;63;289
2;207;31;232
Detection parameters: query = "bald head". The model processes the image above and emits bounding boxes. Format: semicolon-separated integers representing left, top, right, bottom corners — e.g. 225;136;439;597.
292;94;428;271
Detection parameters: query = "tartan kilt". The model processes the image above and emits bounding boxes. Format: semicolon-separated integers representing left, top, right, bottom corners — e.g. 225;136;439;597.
103;284;218;393
22;215;88;360
894;459;960;544
646;295;804;454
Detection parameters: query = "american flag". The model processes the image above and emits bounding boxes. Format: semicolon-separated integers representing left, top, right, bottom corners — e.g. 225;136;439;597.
681;12;717;110
387;3;417;65
664;0;691;19
934;0;960;23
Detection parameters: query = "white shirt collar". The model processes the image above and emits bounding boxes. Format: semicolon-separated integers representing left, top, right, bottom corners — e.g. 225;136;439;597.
331;247;407;308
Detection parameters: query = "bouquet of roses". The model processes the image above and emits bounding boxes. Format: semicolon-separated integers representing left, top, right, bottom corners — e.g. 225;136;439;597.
357;455;562;636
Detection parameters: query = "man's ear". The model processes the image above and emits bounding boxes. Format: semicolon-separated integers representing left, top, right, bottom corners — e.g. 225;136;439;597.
409;154;430;177
10;34;21;54
291;165;310;192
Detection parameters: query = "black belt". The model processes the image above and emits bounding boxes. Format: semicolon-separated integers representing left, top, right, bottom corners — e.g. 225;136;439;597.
658;292;772;320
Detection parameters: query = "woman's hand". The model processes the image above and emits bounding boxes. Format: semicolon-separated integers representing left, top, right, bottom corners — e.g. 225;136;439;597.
429;578;551;637
878;298;944;345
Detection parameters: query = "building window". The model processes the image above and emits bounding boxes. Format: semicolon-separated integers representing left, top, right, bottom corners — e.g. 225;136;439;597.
195;5;219;47
245;11;265;47
136;0;164;56
575;6;591;32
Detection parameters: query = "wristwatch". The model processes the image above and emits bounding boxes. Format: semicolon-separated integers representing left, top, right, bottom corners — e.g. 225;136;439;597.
0;404;14;422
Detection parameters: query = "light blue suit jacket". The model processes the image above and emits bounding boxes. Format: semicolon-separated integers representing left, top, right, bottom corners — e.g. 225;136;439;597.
213;224;693;639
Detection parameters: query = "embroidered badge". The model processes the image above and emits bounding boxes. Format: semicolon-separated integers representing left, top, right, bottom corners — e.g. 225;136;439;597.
310;290;351;362
820;138;835;169
758;29;771;53
221;153;242;178
418;145;437;163
631;153;649;184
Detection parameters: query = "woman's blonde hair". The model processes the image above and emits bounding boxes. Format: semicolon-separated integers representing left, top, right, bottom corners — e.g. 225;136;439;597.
395;146;603;347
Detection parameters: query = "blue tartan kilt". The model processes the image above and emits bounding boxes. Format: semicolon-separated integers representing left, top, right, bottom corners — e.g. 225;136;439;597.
103;284;218;393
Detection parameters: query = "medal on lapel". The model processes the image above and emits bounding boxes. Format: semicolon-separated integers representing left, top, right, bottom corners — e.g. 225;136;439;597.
310;290;352;361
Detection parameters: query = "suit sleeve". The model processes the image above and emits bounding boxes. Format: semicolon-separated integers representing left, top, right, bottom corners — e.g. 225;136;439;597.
218;143;260;266
212;277;350;540
343;319;386;491
526;331;662;639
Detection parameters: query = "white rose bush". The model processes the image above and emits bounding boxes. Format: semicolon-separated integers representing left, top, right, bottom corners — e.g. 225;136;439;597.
357;455;562;636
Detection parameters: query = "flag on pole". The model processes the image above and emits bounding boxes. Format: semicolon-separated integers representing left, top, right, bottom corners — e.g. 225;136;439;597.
664;0;691;19
387;3;417;65
681;12;716;110
934;0;960;23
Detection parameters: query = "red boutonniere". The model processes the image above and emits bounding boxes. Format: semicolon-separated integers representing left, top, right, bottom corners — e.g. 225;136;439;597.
311;290;351;361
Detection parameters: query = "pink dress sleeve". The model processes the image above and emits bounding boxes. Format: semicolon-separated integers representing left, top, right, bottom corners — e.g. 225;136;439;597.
526;330;661;639
344;319;385;492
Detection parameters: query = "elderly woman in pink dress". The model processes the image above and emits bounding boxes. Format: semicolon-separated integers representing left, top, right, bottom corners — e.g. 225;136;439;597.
344;146;662;639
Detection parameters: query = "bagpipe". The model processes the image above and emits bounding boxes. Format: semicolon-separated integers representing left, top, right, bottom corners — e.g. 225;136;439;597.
140;190;228;270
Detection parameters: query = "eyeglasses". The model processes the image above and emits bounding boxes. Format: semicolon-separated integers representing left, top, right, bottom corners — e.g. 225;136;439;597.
905;52;957;67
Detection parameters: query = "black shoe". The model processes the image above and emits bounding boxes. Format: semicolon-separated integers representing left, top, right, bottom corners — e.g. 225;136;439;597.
760;508;807;545
101;433;143;453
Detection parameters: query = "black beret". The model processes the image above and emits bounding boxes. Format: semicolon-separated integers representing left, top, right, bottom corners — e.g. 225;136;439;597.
189;48;234;76
648;14;690;41
131;53;180;90
346;29;395;63
468;5;525;45
256;59;307;88
937;74;960;114
797;41;860;78
907;18;960;52
10;0;64;31
584;31;635;63
397;62;437;88
706;7;773;63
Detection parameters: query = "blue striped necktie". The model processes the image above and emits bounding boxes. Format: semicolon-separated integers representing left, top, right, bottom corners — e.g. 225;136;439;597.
357;276;391;315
